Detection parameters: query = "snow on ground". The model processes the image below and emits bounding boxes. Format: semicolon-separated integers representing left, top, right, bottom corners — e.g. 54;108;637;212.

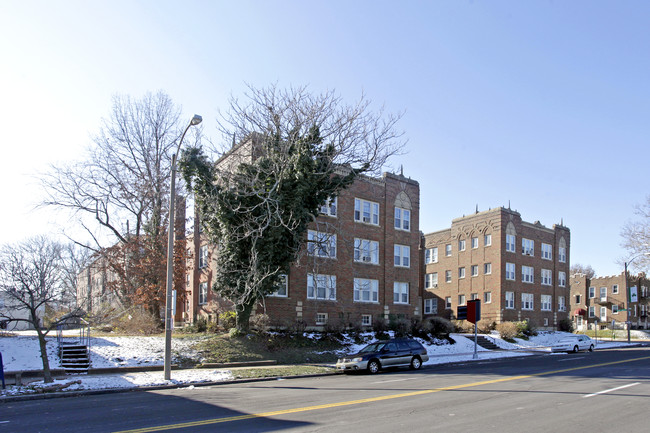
1;330;644;397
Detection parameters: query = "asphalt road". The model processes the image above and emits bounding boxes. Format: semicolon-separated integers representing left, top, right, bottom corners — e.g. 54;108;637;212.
3;347;649;433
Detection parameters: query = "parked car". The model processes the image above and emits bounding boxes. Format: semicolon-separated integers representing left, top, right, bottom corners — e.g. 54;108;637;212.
336;338;429;374
551;335;595;353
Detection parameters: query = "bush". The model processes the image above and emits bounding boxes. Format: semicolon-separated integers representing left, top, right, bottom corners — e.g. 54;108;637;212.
372;316;389;340
219;311;237;330
425;316;453;339
516;320;537;338
228;327;244;338
558;318;574;333
249;314;270;333
496;322;518;341
114;309;161;335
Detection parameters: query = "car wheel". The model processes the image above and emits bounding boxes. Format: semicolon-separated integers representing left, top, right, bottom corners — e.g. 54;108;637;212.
588;345;594;352
367;359;380;374
572;345;579;353
410;356;422;370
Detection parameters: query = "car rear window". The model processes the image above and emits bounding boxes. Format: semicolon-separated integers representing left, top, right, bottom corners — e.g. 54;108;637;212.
407;340;424;350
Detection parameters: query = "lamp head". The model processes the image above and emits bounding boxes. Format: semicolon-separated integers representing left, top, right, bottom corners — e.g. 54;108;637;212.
190;114;203;126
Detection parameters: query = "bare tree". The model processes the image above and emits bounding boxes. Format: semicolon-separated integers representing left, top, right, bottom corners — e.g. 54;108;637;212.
58;243;91;311
0;236;83;383
621;195;650;271
570;263;596;278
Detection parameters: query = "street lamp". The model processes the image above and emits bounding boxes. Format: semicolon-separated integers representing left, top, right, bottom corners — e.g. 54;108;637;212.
624;252;650;344
164;114;202;380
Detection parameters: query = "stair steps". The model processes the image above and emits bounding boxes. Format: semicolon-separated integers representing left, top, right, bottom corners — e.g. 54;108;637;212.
60;343;91;373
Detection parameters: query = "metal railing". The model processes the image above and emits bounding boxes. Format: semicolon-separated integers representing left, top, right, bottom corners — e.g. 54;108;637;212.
56;317;91;348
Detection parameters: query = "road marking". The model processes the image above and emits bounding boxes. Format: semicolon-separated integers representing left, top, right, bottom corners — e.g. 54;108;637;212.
113;355;650;433
372;377;420;384
557;357;584;362
583;382;640;398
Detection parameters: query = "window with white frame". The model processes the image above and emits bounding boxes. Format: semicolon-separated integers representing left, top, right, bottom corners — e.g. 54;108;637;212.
600;306;607;321
484;234;492;246
425;247;438;264
354;238;379;264
458;294;466;306
588;286;595;298
393;282;409;304
424;298;438;314
199;282;208;305
612;284;619;294
445;297;452;309
559;246;566;263
522;238;534;256
505;291;514;309
445;270;452;283
199;245;209;269
353;278;379;303
320;196;337;217
558;271;566;287
269;274;288;297
558;296;566;312
506;262;515;280
643;286;648;297
522;293;534;310
612;304;619;314
575;294;581;304
471;237;478;249
541;243;552;260
394;207;410;231
471;265;478;277
506;234;516;252
484;291;492;303
470;293;479;300
541;295;552;311
541;269;552;286
307;274;336;300
425;273;438;289
354;198;379;225
458;239;466;251
588;306;595;317
361;314;372;326
445;244;452;256
458;267;465;279
600;287;607;300
307;230;336;258
316;313;328;325
394;244;410;267
522;266;534;283
484;263;492;275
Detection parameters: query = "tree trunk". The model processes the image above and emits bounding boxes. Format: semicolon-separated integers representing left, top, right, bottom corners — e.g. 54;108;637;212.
35;327;53;384
235;301;255;333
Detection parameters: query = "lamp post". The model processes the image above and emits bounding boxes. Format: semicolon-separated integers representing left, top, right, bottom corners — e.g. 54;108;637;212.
164;114;202;380
624;252;650;344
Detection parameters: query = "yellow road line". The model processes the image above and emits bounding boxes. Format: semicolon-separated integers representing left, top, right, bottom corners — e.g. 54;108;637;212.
114;355;650;433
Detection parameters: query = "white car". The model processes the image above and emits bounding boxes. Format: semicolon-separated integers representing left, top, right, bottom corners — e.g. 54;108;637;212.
552;335;595;353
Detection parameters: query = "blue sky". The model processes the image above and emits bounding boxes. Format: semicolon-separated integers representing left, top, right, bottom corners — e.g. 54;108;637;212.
1;0;648;276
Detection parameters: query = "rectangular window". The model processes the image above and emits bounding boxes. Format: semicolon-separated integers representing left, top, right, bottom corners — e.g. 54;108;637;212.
541;294;552;311
353;278;379;303
425;273;438;289
600;287;607;301
394;244;410;267
522;238;534;256
470;293;479;300
394;207;410;231
320;196;337;217
424;298;438;314
445;270;452;283
484;291;492;304
600;306;607;321
576;294;581;304
361;314;372;326
522;266;534;283
316;313;328;325
484;263;492;275
558;296;566;312
425;247;438;264
505;291;514;309
354;198;379;225
541;269;552;286
522;293;534;310
307;230;337;258
612;284;619;294
506;263;515;281
445;244;452;256
445;297;452;309
393;282;409;304
458;239;466;251
354;238;379;264
589;287;595;298
307;274;336;300
471;265;478;277
506;234;516;253
484;234;492;246
541;243;552;260
458;267;466;279
199;282;208;305
559;247;566;263
269;274;288;297
612;304;619;314
558;271;566;287
199;245;208;269
471;237;479;249
458;294;466;306
588;306;595;318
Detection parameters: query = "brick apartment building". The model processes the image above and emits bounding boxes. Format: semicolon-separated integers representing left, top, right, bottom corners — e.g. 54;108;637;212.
184;138;422;329
422;207;571;330
570;272;649;331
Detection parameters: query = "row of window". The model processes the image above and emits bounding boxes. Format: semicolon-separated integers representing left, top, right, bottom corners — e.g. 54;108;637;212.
307;231;412;267
584;304;649;320
314;312;375;326
426;236;566;263
425;292;567;314
575;286;648;305
321;197;412;231
426;264;567;287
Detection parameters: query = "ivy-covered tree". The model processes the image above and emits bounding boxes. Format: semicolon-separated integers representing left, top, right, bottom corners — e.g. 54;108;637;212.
180;85;403;332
